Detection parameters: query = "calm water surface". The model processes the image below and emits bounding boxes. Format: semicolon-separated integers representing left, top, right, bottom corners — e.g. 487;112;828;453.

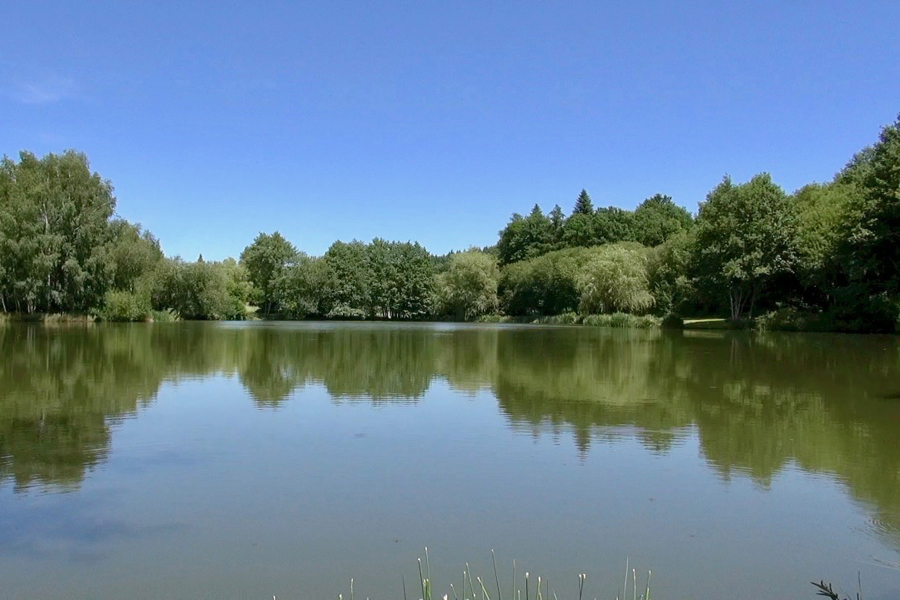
1;322;899;599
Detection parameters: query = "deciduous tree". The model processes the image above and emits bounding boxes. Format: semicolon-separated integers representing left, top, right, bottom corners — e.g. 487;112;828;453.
633;194;693;247
240;232;297;316
576;243;654;314
437;250;499;320
496;204;554;265
692;174;798;320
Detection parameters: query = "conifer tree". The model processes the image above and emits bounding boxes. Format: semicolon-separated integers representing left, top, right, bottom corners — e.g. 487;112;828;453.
572;189;594;215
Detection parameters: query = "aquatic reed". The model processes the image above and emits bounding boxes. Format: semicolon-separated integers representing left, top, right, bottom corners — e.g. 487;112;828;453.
341;550;652;600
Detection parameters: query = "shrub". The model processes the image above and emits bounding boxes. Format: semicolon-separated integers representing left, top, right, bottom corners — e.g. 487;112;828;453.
845;294;900;333
757;297;900;333
756;307;808;332
532;312;580;325
476;314;507;323
582;313;660;329
150;308;180;322
150;258;249;320
99;290;151;322
755;307;843;332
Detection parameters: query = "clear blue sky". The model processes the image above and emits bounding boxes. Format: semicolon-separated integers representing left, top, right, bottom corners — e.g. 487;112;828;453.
2;2;898;260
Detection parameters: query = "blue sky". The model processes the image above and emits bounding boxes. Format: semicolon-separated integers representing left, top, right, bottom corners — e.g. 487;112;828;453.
2;2;899;260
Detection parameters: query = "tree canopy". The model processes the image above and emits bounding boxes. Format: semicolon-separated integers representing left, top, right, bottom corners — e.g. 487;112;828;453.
436;250;499;320
239;232;297;317
2;112;899;332
577;243;655;314
692;174;798;320
0;151;117;314
496;205;554;266
633;194;693;247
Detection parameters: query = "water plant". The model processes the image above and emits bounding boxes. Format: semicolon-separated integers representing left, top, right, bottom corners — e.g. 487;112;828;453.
341;550;652;600
811;576;862;600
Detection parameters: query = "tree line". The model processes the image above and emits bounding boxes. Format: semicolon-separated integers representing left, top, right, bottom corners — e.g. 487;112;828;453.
1;114;898;331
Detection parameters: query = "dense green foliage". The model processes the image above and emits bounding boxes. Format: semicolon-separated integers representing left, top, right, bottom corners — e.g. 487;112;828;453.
0;151;252;321
692;174;799;320
499;247;592;316
150;257;250;320
239;232;296;317
268;239;437;320
647;231;694;315
436;250;499;320
100;289;152;322
322;240;371;317
2;114;899;330
633;194;694;247
496;204;557;265
0;151;117;313
576;243;655;314
496;189;691;267
367;239;435;319
274;253;331;319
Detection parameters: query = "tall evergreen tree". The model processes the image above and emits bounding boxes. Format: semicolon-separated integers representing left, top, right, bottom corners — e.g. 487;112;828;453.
572;189;594;215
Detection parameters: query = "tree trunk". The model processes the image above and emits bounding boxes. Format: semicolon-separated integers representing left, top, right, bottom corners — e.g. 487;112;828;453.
748;288;757;319
729;288;744;321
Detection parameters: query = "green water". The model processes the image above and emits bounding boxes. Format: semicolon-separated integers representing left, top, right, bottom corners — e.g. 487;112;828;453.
0;322;898;599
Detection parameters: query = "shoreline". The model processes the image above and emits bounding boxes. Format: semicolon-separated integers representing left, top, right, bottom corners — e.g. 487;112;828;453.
3;311;897;336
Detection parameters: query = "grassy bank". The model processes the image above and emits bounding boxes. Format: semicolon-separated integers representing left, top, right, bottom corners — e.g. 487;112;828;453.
755;307;900;334
477;312;662;329
682;309;900;334
0;313;95;324
5;308;896;335
1;310;184;324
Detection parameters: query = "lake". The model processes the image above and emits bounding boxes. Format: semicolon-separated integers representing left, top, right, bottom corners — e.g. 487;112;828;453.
0;322;898;599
